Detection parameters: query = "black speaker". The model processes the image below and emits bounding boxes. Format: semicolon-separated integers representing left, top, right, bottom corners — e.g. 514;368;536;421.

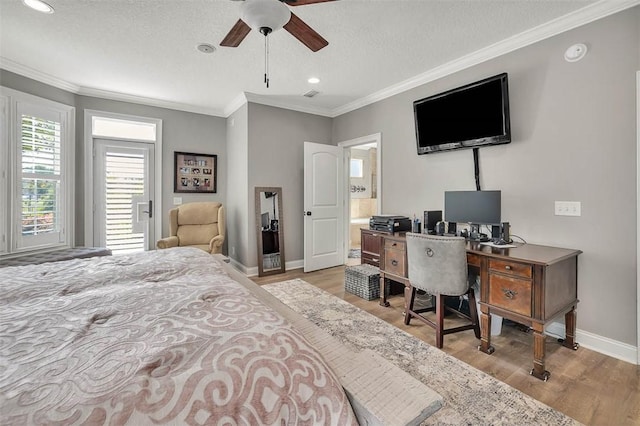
423;210;442;234
491;225;501;239
447;222;457;235
501;222;511;242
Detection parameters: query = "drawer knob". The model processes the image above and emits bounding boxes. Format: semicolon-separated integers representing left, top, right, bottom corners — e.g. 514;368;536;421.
391;260;398;266
505;265;512;270
502;288;518;299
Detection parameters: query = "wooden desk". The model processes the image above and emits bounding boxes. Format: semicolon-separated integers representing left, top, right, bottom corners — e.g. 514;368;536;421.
374;233;582;381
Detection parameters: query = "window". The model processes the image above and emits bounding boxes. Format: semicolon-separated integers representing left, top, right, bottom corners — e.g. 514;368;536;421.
350;158;363;178
21;114;61;240
1;88;75;255
92;116;156;141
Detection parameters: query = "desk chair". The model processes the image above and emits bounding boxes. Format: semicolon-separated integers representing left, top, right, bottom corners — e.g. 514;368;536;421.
404;233;480;348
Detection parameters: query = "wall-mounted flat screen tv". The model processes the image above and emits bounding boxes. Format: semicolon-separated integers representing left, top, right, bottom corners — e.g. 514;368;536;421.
414;73;511;155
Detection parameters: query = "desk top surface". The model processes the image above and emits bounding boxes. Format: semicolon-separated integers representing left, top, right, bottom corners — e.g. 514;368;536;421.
382;232;581;266
466;241;581;266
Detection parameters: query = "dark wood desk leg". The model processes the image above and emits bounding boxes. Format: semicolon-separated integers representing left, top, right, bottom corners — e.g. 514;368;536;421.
403;285;415;325
562;306;580;350
530;322;550;381
379;275;390;307
478;310;495;354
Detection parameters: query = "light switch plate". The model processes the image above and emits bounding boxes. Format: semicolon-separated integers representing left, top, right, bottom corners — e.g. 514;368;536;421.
173;197;182;205
555;201;581;216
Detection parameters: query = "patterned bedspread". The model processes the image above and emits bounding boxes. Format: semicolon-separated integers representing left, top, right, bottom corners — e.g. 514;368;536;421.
0;248;356;425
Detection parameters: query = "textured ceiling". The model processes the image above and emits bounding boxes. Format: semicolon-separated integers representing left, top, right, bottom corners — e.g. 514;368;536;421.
0;0;626;117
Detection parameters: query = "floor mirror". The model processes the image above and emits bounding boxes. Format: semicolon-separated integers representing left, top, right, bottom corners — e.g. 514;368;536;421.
255;186;285;276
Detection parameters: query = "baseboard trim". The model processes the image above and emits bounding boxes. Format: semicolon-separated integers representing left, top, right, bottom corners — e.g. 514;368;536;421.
545;321;638;365
229;258;304;277
228;258;249;275
285;259;304;271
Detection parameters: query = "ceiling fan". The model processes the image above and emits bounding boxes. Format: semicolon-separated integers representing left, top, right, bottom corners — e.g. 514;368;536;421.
220;0;336;52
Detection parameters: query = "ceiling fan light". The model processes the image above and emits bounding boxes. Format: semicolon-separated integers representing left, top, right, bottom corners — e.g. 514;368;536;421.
241;0;291;33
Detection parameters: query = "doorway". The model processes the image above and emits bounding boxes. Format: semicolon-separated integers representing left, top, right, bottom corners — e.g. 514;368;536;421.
83;110;162;252
303;142;344;272
93;139;155;253
338;133;381;265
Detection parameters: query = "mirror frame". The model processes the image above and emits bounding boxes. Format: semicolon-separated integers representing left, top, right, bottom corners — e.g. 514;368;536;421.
255;186;286;276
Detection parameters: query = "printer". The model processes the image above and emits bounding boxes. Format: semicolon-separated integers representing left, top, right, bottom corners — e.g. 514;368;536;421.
369;215;412;233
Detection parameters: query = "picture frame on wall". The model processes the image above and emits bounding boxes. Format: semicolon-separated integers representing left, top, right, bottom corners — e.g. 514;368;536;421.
174;151;217;193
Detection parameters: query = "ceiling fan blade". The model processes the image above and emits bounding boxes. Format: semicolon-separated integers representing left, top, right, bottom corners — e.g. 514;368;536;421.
283;12;328;52
283;0;337;6
220;19;251;47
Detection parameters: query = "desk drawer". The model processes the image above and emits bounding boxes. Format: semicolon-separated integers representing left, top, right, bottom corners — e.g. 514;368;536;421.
467;253;481;268
362;253;380;267
384;248;406;276
489;274;532;317
489;259;532;279
384;238;406;251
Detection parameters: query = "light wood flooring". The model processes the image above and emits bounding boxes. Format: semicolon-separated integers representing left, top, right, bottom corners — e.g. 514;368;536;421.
251;263;640;426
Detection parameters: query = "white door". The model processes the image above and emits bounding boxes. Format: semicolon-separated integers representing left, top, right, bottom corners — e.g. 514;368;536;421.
303;142;344;272
94;139;155;254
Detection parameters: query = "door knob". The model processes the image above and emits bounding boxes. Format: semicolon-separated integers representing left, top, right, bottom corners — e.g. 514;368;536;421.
304;211;312;216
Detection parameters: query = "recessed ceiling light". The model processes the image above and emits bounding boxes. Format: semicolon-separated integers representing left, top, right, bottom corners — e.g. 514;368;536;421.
197;43;216;54
308;77;320;84
22;0;54;14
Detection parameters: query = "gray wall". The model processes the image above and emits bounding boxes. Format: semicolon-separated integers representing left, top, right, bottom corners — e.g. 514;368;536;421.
226;104;249;266
0;71;227;247
332;8;640;346
247;103;333;268
74;95;227;244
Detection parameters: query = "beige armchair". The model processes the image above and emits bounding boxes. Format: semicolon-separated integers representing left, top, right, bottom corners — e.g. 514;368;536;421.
156;202;225;254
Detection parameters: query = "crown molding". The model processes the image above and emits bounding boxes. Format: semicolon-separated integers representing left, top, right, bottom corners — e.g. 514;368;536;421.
1;56;226;117
0;57;80;93
243;92;333;117
76;86;226;117
329;0;640;117
223;92;249;117
3;0;639;119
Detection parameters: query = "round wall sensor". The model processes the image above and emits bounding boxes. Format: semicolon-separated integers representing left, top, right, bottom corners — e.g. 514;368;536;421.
564;43;588;62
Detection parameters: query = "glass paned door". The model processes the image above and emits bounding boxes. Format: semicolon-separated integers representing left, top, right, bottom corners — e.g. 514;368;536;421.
94;139;154;254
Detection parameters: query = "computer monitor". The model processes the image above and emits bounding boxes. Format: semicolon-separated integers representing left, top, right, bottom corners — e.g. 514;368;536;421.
444;190;501;225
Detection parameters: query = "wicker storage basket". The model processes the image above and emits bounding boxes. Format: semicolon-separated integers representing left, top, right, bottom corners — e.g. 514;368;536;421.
345;264;383;300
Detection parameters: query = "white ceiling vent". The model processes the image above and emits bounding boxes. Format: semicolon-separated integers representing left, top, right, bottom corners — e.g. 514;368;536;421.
303;90;320;98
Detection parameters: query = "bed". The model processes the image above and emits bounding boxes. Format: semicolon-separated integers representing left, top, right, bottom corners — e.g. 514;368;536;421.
0;247;442;425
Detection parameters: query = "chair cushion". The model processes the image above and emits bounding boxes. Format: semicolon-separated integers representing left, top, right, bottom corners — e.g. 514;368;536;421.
177;224;218;246
177;202;221;226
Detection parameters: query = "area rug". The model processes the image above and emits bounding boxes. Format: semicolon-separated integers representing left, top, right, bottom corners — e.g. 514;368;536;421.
263;279;582;426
